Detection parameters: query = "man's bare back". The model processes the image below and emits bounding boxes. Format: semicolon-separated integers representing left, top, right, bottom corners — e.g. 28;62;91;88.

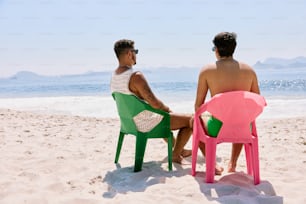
195;57;260;109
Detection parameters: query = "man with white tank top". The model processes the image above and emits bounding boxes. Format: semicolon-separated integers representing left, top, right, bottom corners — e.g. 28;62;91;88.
110;39;192;164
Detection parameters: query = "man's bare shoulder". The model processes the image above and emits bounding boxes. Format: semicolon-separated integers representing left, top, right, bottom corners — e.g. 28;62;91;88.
129;70;151;97
131;70;144;80
130;71;148;86
238;61;258;77
200;63;217;72
238;61;254;70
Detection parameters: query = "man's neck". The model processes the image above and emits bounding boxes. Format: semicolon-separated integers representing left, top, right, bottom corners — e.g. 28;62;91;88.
118;64;132;68
115;64;132;74
218;56;233;61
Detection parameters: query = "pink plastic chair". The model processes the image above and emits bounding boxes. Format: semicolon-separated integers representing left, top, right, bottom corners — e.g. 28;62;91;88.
191;91;267;185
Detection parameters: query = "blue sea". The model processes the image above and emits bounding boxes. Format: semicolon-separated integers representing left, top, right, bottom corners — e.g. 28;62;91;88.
0;66;306;118
1;68;306;98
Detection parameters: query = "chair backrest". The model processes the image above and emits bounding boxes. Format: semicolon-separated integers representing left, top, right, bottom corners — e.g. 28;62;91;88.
112;92;146;134
196;91;266;142
112;92;170;135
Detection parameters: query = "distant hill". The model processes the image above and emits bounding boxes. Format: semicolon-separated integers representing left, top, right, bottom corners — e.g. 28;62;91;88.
9;71;45;80
3;68;199;83
254;56;306;70
2;56;306;82
6;70;112;83
253;56;306;80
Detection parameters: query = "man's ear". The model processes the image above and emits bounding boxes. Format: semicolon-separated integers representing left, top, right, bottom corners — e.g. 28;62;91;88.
126;50;131;57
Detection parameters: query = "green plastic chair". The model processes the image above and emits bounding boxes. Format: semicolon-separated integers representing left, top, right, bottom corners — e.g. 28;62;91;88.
112;92;173;172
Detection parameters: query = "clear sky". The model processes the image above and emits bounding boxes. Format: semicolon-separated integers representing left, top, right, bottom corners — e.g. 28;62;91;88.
0;0;305;77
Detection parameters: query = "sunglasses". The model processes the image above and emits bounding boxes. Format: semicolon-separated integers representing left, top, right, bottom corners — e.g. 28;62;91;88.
131;49;138;54
212;46;216;52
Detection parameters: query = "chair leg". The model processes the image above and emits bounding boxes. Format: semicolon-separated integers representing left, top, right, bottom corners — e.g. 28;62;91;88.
167;134;173;171
252;141;260;185
114;132;125;163
205;140;217;183
134;135;148;172
191;136;199;176
244;143;253;176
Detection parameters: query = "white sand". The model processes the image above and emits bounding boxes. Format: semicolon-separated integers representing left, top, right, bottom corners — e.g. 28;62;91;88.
0;108;305;204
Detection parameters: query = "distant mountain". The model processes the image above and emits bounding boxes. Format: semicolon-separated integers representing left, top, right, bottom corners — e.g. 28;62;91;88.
263;56;306;65
9;71;45;80
254;56;306;70
3;56;306;82
5;70;112;82
253;56;306;80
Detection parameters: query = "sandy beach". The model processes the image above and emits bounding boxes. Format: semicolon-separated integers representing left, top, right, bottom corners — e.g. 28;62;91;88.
0;108;305;204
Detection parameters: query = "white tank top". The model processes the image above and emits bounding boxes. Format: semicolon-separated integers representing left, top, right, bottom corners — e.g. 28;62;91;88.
110;68;134;95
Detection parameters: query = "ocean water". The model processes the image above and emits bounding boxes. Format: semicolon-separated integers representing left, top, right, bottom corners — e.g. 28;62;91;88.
1;74;306;99
0;68;306;119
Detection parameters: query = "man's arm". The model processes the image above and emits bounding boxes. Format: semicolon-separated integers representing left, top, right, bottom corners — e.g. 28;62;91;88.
129;71;170;112
250;70;260;94
194;68;209;112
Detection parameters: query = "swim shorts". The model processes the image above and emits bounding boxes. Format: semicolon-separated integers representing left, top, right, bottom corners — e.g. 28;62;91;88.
207;116;223;138
206;116;252;137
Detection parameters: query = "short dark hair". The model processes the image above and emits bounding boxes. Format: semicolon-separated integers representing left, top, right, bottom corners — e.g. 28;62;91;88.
213;32;237;57
114;39;134;59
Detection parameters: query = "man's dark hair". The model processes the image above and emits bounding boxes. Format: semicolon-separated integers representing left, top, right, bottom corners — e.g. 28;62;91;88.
213;32;237;57
114;39;134;59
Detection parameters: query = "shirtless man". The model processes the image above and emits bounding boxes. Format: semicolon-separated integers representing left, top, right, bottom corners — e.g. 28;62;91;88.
111;39;192;164
194;32;260;174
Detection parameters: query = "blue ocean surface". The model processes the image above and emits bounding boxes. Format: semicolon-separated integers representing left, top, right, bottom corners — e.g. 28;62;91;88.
0;68;306;100
0;71;111;98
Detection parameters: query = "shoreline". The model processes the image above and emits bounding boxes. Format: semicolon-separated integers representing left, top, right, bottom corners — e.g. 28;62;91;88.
0;95;306;119
1;108;305;203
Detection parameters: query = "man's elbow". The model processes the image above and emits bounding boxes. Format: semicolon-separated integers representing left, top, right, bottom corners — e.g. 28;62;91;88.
149;100;162;109
194;103;200;113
